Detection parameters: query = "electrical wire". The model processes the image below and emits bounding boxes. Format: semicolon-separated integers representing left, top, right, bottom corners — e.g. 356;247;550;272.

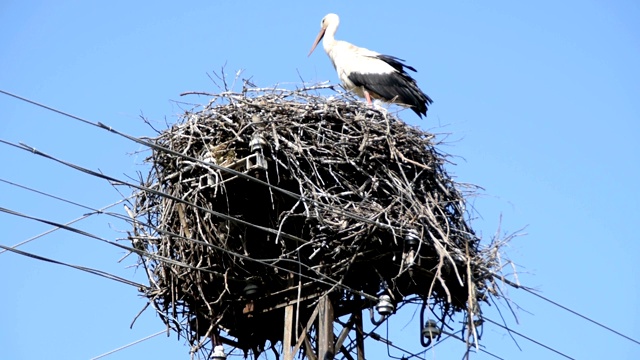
0;137;319;265
0;144;380;299
368;326;506;360
0;177;106;213
0;134;389;310
369;330;424;360
0;91;413;305
368;301;505;360
0;205;243;280
0;138;386;301
496;274;640;347
3;156;631;360
525;287;640;347
0;88;478;307
428;330;505;360
0;186;475;360
0;243;144;288
0;89;402;233
0;204;380;303
484;317;575;360
89;329;166;360
0;176;341;295
5;89;630;360
0;138;311;245
0;178;131;255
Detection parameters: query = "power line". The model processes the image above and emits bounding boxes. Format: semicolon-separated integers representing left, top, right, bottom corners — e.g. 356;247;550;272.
368;326;506;360
0;135;333;261
0;230;576;360
0;104;399;303
2;88;595;360
0;179;131;255
1;202;399;359
0;138;310;246
0;139;383;301
0;220;580;360
1;183;628;360
497;274;640;347
0;88;483;306
429;330;505;360
0;205;381;303
336;300;506;360
362;299;573;360
369;330;427;360
89;329;166;360
0;89;403;233
0;243;144;288
484;317;575;360
0;205;244;280
0;181;593;360
524;288;640;347
0;175;307;284
0;90;440;305
0;177;104;213
0;140;359;290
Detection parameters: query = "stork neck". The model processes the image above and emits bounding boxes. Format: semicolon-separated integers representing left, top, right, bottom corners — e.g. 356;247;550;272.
322;24;338;53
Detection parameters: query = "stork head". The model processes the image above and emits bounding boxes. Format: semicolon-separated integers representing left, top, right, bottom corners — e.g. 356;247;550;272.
308;13;340;57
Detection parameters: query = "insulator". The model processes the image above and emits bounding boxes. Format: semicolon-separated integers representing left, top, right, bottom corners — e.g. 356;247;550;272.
375;295;395;316
249;134;267;153
404;229;420;248
243;283;260;298
421;319;441;339
212;345;226;360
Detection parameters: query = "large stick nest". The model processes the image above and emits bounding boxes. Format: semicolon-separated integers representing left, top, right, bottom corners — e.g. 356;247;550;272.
131;85;506;357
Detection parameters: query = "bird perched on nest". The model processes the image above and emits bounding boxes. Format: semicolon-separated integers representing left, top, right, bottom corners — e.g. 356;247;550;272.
308;13;433;118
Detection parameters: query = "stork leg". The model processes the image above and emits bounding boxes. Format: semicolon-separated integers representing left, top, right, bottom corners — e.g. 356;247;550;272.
364;90;373;106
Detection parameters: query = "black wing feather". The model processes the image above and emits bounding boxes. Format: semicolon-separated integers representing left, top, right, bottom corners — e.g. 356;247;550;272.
376;55;418;73
348;54;433;118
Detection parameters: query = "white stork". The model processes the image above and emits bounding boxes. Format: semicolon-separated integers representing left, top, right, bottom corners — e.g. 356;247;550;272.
308;13;433;118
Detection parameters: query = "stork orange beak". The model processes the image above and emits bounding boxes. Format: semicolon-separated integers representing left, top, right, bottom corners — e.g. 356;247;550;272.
308;28;326;57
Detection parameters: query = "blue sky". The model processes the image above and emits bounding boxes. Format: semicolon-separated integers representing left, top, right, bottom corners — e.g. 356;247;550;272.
1;1;639;359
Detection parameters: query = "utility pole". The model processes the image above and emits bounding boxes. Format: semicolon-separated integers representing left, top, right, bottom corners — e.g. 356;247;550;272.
279;292;368;360
318;295;335;360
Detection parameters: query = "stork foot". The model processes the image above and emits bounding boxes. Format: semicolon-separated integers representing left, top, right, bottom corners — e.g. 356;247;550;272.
372;101;387;113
